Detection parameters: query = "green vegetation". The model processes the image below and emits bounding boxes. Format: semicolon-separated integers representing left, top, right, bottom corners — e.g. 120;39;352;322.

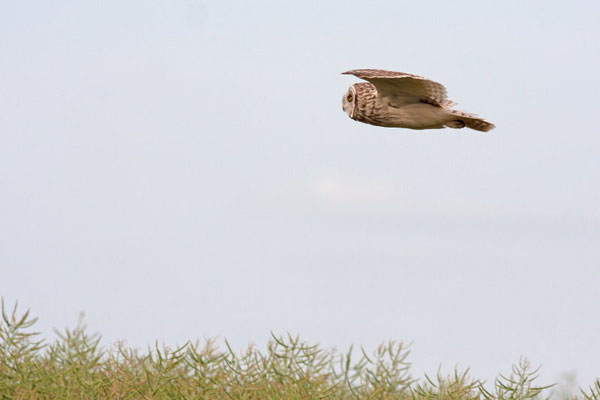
1;300;598;399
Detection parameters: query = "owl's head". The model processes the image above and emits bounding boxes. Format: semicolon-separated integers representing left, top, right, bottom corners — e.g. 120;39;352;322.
342;85;357;119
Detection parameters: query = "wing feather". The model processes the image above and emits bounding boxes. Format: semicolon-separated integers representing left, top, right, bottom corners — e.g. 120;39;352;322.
342;69;449;107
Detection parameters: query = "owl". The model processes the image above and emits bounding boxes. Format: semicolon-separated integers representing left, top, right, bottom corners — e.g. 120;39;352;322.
342;69;495;132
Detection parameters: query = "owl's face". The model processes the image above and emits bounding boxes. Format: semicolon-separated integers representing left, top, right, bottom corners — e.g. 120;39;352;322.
342;85;357;119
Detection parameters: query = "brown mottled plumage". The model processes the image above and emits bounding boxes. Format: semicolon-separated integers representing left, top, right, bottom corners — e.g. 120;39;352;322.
341;69;495;132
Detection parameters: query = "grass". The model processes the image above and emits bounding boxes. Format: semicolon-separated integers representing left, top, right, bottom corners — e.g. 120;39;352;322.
1;300;598;399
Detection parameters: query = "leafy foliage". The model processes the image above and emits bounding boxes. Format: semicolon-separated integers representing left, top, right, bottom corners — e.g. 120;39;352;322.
0;300;596;399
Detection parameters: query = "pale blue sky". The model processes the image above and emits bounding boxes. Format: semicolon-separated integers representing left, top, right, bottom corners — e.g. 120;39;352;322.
1;0;599;387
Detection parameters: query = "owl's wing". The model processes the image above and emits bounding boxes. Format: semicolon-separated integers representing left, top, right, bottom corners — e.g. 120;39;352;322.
342;69;449;107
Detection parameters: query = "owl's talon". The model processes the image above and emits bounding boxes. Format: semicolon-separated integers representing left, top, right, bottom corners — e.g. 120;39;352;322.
445;120;466;129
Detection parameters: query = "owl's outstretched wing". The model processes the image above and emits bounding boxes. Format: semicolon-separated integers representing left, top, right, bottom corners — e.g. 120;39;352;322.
342;69;449;107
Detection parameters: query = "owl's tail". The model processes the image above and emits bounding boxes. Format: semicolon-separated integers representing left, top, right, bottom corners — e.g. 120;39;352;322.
445;109;495;132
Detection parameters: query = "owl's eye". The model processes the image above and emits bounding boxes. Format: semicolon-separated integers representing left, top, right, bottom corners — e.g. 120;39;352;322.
347;94;353;102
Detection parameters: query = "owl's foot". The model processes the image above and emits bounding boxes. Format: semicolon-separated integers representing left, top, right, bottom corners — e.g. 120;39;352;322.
445;120;466;129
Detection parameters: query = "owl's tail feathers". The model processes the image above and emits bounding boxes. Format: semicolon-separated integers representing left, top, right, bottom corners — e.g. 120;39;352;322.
445;110;495;132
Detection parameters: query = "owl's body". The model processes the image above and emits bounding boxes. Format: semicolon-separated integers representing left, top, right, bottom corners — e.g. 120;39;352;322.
342;69;495;132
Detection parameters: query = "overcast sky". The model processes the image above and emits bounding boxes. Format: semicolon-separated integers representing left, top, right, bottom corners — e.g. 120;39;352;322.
1;0;599;388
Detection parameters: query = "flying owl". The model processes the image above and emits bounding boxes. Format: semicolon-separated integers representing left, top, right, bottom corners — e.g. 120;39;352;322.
342;69;495;132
